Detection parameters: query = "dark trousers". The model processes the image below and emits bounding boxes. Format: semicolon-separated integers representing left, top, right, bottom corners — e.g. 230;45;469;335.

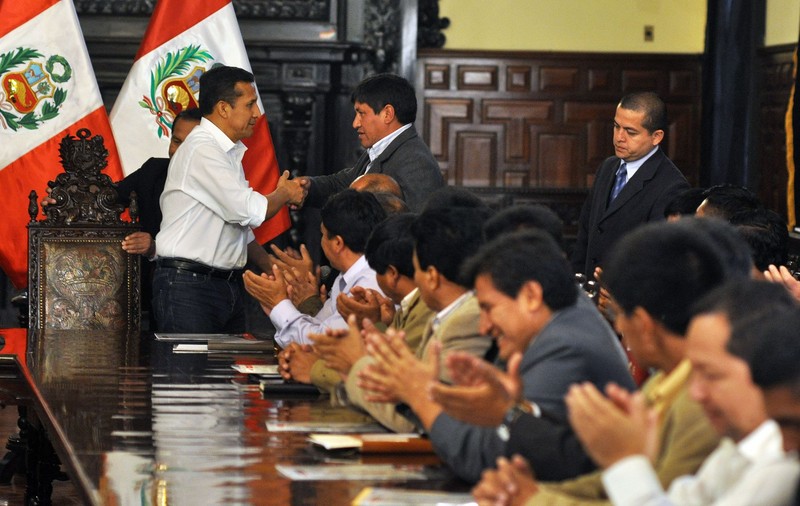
152;266;246;333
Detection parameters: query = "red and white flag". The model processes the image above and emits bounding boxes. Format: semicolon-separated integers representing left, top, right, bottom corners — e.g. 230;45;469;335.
109;0;289;244
0;0;123;288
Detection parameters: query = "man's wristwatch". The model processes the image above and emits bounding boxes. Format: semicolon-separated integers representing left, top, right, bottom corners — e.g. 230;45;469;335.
496;400;541;442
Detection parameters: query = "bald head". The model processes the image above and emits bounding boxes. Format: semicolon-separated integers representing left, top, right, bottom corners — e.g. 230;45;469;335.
350;173;404;199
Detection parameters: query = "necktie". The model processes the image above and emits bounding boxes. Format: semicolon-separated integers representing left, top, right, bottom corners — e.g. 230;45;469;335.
610;162;628;202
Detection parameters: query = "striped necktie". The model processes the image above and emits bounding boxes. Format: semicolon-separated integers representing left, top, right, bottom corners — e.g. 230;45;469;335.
610;162;628;202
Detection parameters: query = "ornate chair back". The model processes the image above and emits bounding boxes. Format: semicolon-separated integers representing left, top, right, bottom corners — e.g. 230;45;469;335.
27;128;140;341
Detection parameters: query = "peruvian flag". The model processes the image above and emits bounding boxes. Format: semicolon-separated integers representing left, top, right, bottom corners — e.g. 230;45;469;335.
0;0;124;289
109;0;289;244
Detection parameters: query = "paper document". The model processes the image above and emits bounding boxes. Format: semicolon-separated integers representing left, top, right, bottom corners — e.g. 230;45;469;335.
275;464;426;481
266;421;386;434
353;487;476;506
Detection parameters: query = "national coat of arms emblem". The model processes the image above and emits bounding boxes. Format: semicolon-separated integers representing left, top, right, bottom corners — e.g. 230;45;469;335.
139;45;214;138
0;47;72;131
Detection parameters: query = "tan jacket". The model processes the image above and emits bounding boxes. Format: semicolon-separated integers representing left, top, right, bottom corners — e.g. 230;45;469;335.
345;292;490;432
310;290;434;394
528;362;720;505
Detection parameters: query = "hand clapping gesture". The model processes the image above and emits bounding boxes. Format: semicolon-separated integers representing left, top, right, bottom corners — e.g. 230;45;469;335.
428;351;523;427
242;264;289;314
336;286;396;327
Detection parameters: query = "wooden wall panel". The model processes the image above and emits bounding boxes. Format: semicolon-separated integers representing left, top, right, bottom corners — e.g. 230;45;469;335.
416;49;702;244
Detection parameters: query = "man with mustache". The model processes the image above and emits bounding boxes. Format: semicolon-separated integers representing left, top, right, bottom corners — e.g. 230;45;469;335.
300;73;444;212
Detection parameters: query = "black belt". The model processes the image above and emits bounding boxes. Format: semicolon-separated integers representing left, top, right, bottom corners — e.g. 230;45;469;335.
157;258;243;281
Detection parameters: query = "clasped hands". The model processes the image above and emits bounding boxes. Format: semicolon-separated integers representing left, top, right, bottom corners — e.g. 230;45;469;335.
243;243;326;314
276;171;308;207
472;381;659;506
336;286;395;327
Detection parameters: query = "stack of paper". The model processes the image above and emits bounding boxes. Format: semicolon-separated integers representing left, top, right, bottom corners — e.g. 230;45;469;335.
308;434;434;454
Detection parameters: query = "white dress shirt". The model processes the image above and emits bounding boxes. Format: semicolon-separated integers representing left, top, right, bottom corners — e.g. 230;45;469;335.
602;419;800;506
156;118;268;269
270;255;384;347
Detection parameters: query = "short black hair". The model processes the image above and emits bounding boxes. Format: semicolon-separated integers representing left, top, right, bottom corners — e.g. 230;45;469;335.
411;207;488;285
364;213;416;277
199;66;254;116
689;217;754;278
692;280;799;392
603;220;728;335
730;208;789;271
462;230;577;311
422;186;491;213
172;108;203;131
351;73;417;124
618;92;667;133
730;305;800;393
700;184;761;221
321;189;387;253
664;187;706;218
693;279;796;330
483;204;564;250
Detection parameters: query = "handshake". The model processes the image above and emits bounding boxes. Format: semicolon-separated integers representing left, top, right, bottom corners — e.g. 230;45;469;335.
275;171;311;209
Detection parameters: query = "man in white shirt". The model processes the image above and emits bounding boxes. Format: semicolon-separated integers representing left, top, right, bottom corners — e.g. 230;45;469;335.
729;294;800;472
571;280;800;506
153;66;305;333
243;189;387;358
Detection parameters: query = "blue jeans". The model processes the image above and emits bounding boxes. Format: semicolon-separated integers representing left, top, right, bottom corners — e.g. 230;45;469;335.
152;267;246;333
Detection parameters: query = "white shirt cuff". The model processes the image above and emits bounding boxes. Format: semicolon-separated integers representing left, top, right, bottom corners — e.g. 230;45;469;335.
269;299;298;347
246;192;269;228
602;455;667;506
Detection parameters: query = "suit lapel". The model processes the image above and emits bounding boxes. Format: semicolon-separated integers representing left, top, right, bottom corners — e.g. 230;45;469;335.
369;126;416;173
354;151;371;176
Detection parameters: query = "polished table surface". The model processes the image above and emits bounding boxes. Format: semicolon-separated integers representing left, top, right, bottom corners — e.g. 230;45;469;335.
11;331;468;505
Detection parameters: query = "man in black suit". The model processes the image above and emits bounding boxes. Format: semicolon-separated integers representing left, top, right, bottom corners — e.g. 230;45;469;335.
571;92;689;276
300;73;444;212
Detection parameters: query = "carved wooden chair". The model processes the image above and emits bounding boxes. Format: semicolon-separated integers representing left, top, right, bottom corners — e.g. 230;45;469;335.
27;128;141;341
0;129;141;492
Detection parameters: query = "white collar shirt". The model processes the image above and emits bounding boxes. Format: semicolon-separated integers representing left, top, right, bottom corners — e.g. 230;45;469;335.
270;255;385;348
399;287;419;318
364;123;412;174
602;419;800;506
430;291;472;335
620;145;659;181
155;118;268;269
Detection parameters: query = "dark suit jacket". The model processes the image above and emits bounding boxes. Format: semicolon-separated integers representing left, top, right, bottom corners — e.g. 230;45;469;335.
305;126;444;212
116;157;169;239
427;294;636;483
571;148;689;275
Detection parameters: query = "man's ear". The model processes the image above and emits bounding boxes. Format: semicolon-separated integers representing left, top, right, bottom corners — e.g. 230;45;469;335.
651;129;665;146
382;104;396;124
330;234;345;254
425;264;441;291
215;100;230;119
385;264;401;289
518;280;544;313
631;306;658;346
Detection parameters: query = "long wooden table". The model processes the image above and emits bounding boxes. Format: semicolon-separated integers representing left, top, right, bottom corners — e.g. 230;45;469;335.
0;330;469;505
